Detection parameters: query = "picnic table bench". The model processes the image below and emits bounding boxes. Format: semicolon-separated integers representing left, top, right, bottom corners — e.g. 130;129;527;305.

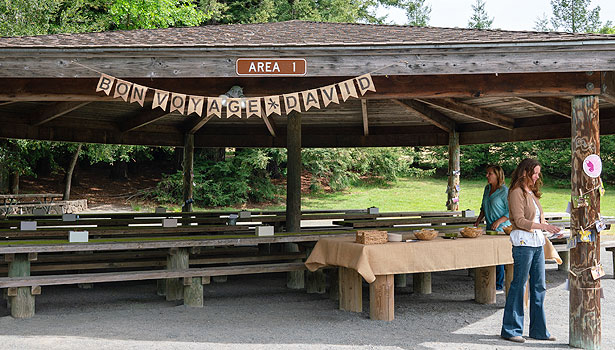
0;193;63;215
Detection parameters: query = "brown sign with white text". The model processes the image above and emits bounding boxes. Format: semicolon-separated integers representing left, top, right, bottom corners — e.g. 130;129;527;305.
236;58;306;76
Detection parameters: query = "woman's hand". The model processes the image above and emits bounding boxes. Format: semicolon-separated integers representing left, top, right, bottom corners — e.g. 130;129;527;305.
491;217;508;230
541;223;561;234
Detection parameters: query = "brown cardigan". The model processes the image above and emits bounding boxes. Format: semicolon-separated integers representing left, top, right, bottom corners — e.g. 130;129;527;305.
508;186;544;232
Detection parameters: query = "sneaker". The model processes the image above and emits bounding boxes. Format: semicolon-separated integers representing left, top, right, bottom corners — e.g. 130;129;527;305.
502;336;525;343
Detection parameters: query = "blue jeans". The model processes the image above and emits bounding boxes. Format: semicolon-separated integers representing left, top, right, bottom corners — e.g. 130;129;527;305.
501;246;550;339
496;265;505;290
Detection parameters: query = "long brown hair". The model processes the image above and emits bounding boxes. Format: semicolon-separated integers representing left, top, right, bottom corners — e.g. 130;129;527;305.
509;158;542;199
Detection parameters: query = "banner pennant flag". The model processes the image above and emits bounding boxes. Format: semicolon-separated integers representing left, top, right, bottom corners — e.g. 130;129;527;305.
187;95;205;117
113;79;133;102
130;84;147;107
169;93;186;114
301;89;320;111
355;73;376;95
283;93;301;115
207;97;222;118
338;79;358;102
246;98;262;118
319;85;339;107
152;90;170;111
264;96;282;117
227;98;242;118
96;74;115;95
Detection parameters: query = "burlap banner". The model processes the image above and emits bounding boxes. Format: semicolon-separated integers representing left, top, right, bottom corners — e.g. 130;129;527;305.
94;73;377;118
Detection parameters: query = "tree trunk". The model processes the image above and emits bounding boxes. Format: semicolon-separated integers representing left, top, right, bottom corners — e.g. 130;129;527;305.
63;144;82;201
9;171;19;194
569;95;601;349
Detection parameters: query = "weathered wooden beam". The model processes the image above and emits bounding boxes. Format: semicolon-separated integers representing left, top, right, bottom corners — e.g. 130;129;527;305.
185;114;214;135
119;105;171;132
419;98;514;130
30;101;90;126
602;71;615;104
569;95;601;349
447;130;460;211
391;99;455;133
361;99;369;136
182;134;194;213
518;97;571;118
0;72;602;102
262;113;277;137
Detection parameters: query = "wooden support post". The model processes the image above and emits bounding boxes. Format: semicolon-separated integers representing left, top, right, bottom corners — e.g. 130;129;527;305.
156;280;166;296
447;130;460;210
474;266;496;304
559;250;570;272
183;277;203;307
570;95;601;349
504;264;514;297
182;133;194;213
413;272;431;294
328;268;339;301
285;111;304;289
166;248;189;301
306;269;327;294
370;274;394;321
394;274;407;287
338;267;362;312
8;253;34;318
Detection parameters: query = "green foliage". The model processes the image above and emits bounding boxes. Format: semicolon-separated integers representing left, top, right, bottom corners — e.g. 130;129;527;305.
467;0;493;29
109;0;212;30
535;0;603;33
152;148;280;207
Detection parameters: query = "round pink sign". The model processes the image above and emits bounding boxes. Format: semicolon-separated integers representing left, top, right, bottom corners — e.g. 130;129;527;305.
583;154;602;178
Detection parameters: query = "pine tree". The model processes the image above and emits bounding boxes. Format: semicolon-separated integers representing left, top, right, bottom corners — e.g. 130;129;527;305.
534;0;602;33
467;0;493;29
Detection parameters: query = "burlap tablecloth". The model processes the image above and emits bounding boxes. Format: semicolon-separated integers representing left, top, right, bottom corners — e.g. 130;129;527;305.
305;235;515;283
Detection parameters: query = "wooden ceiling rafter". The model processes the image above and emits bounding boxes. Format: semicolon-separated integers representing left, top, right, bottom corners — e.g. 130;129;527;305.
30;101;90;127
185;114;215;135
517;97;571;118
361;99;369;136
391;99;456;133
417;98;514;130
119;105;171;133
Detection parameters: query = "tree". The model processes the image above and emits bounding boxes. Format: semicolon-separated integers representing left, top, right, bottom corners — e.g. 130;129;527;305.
401;0;430;26
600;20;615;34
467;0;493;29
534;0;602;33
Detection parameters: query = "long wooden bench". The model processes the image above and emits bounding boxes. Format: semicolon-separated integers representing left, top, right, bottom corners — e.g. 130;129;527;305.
0;262;307;317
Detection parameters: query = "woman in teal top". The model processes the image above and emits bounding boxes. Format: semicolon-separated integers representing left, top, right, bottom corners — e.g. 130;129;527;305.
474;165;511;291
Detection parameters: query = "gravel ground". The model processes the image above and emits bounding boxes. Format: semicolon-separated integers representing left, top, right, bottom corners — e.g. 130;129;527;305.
1;239;613;350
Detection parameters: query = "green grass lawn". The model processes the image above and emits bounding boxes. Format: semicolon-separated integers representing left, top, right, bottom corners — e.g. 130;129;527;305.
264;177;614;216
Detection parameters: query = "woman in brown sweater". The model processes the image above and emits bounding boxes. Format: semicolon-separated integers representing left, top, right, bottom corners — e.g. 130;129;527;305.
500;158;560;343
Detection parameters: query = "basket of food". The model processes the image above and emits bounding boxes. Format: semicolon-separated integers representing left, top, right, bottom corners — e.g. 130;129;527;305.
356;230;388;244
460;226;483;238
414;228;439;241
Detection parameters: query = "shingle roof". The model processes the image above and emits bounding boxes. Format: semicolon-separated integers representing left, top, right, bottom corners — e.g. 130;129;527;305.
0;20;613;48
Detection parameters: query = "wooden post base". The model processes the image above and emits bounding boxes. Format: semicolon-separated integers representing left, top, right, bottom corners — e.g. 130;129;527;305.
339;267;362;312
413;272;431;294
370;274;394;321
8;287;35;318
285;243;304;290
183;277;203;307
166;248;188;301
474;266;496;304
306;269;326;294
394;274;407;287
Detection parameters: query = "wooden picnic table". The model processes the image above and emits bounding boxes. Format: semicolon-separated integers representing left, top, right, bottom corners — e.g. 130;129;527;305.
305;235;514;321
0;193;63;215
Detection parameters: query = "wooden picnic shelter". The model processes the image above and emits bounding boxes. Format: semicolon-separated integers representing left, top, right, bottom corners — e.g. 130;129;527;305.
0;20;614;348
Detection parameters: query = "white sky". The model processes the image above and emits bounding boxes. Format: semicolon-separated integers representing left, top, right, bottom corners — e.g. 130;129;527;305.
377;0;615;31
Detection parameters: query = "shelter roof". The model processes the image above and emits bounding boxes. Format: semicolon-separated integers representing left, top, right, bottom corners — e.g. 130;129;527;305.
0;20;613;48
0;21;614;148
